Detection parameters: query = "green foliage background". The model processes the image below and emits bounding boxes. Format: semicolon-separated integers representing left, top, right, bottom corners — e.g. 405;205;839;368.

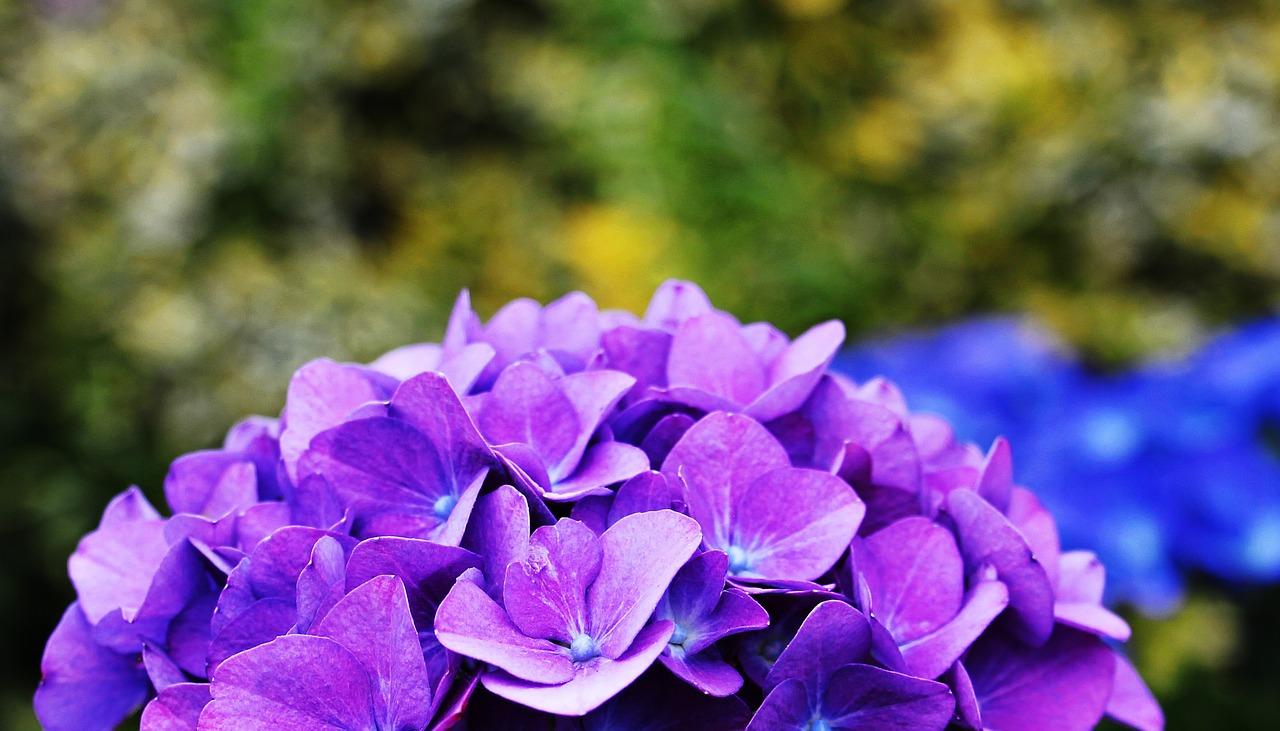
3;0;1280;727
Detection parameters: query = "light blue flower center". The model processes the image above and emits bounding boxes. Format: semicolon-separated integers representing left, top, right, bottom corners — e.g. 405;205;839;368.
569;633;599;663
432;494;458;520
808;720;833;731
669;623;688;646
726;545;751;574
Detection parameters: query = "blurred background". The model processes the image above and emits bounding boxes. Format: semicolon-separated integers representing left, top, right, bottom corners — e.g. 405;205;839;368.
3;0;1280;727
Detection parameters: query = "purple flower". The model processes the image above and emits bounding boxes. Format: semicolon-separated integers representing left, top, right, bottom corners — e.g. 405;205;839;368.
435;511;701;715
747;601;955;731
37;281;1163;730
662;412;864;582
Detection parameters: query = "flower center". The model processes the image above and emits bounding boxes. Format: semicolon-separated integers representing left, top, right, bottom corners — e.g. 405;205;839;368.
726;545;751;574
569;633;599;663
669;623;688;646
432;494;459;520
807;720;832;731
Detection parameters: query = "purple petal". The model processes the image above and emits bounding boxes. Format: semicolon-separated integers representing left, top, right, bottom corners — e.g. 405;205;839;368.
141;683;210;731
201;634;378;729
143;646;189;690
387;371;494;480
747;320;845;422
557;369;636;468
305;417;476;540
662;412;791;545
368;342;443;380
966;627;1116;731
946;488;1055;646
807;378;921;494
293;536;347;634
900;579;1009;679
436;575;576;684
589;511;702;658
314;576;434;729
68;487;170;624
1105;652;1164;731
976;438;1014;514
35;603;150;731
602;326;672;398
607;471;675;525
1007;487;1062;590
639;413;696;469
280;359;396;482
461;484;531;600
504;518;603;642
164;452;258;518
481;620;674;716
94;539;219;654
731;467;863;581
946;660;982;730
660;645;745;696
766;600;871;694
473;363;581;472
667;312;766;406
1054;602;1132;642
822;664;954;731
643;279;714;331
860;516;963;643
206;597;297;671
550;441;650;501
746;679;812;731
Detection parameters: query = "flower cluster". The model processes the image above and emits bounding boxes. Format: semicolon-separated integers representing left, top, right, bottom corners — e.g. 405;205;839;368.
838;318;1280;612
37;283;1161;730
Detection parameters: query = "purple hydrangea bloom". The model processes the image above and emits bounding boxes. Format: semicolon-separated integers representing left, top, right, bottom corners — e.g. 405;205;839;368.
36;281;1162;730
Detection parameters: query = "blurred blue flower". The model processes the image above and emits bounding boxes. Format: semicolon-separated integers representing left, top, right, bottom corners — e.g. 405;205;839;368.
835;317;1280;613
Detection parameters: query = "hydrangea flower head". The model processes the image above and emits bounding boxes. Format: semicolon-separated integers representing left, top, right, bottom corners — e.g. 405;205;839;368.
37;281;1162;730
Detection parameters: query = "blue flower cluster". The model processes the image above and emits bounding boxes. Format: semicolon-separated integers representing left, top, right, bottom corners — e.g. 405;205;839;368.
836;318;1280;613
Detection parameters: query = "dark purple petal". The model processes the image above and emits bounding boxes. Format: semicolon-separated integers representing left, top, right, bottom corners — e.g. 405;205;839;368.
141;682;210;731
588;511;701;658
582;666;752;730
746;678;812;731
821;664;954;731
35;603;150;731
480;620;674;716
206;596;297;671
143;646;188;690
638;413;696;469
946;488;1055;646
765;600;870;694
436;575;576;684
314;576;434;729
69;487;169;624
965;627;1116;731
